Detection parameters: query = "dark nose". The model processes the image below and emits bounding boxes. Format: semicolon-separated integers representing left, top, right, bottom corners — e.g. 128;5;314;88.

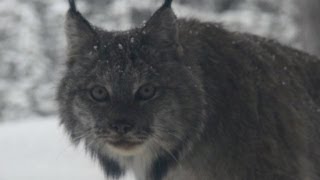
109;120;133;134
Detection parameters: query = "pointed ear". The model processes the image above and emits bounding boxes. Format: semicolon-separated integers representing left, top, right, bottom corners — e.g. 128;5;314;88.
65;0;98;55
142;0;181;51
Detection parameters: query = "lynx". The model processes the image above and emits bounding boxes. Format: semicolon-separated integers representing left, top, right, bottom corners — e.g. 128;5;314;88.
57;0;320;179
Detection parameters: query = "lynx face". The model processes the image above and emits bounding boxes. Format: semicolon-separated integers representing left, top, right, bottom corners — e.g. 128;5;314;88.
58;3;206;158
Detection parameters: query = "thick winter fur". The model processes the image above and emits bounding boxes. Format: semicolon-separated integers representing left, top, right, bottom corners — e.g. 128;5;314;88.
57;0;320;179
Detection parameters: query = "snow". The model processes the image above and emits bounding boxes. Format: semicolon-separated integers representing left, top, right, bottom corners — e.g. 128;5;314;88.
130;37;135;43
118;44;124;50
0;117;135;180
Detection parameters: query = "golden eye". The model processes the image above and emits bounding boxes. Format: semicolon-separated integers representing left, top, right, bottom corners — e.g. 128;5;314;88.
136;84;156;100
90;86;109;102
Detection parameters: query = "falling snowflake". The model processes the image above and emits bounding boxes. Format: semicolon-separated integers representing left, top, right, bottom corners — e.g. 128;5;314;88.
118;44;124;50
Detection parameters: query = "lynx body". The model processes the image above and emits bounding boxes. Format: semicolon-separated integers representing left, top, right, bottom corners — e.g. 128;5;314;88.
57;0;320;179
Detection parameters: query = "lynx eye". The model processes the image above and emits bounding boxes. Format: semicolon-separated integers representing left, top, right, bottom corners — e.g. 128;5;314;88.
90;86;109;102
136;84;156;100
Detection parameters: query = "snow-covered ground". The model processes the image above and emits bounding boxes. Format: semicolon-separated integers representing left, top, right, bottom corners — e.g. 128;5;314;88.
0;117;134;180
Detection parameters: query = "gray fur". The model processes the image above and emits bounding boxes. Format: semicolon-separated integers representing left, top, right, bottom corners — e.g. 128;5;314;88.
57;0;320;180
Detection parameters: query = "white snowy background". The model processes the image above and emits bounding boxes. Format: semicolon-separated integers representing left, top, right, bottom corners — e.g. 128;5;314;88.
0;0;319;179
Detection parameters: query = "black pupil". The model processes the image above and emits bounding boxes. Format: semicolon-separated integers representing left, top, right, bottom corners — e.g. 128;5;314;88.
92;87;107;100
97;89;104;96
139;85;155;99
144;87;150;94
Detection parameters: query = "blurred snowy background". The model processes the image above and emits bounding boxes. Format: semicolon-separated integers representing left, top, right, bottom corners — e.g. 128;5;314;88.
0;0;319;179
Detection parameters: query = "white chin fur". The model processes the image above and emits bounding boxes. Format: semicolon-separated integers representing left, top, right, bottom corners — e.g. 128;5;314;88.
105;143;146;157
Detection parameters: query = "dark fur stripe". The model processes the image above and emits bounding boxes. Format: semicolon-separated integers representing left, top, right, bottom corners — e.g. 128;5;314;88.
151;155;175;180
150;144;183;180
98;155;124;178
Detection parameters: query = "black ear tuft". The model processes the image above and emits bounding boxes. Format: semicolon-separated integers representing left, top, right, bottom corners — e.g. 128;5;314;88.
142;0;180;51
65;0;98;56
163;0;173;8
68;0;77;12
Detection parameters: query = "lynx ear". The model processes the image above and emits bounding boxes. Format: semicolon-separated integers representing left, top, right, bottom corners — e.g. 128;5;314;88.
142;0;181;51
65;0;97;55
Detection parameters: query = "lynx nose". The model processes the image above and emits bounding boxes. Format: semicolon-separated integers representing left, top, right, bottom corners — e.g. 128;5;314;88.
109;120;133;134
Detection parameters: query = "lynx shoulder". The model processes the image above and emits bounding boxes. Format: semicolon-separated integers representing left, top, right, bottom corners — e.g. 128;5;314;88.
57;0;320;179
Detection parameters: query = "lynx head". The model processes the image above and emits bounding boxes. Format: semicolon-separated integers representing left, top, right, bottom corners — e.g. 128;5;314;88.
57;0;206;159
